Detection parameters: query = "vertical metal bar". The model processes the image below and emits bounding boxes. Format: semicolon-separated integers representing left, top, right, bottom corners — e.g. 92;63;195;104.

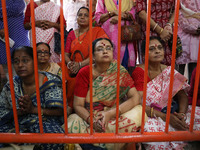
59;0;68;134
30;0;43;133
189;39;200;132
89;0;94;134
141;0;151;134
1;0;19;134
115;0;122;134
165;0;180;133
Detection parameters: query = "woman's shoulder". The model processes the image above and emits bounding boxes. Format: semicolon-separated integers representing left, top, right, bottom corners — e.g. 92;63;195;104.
161;64;168;71
78;65;90;75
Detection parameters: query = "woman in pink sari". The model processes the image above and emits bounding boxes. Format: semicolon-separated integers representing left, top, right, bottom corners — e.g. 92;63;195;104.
132;36;200;149
176;0;200;81
24;0;66;63
95;0;136;71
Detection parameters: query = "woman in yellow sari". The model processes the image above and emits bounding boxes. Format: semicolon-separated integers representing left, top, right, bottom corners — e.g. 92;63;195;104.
64;7;108;110
68;38;147;150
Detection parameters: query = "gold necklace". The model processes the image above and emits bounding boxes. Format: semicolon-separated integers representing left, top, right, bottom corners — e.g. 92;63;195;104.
78;29;89;44
148;66;163;93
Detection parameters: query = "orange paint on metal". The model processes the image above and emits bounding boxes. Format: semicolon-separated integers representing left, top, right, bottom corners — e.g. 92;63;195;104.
59;0;68;134
141;0;151;134
165;0;180;133
30;0;43;134
1;0;19;134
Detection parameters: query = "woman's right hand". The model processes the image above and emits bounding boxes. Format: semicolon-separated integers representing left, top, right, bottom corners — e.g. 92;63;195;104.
69;61;80;74
35;20;44;29
169;114;189;131
159;28;173;42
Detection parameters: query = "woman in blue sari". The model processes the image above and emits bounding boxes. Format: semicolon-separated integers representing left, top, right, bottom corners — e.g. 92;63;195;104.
0;46;64;150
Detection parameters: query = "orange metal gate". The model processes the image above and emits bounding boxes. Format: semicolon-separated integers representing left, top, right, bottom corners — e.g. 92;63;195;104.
0;0;200;146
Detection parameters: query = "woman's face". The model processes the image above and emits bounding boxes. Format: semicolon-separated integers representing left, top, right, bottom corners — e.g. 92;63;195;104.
13;50;34;78
93;39;113;63
37;44;50;64
77;8;89;27
148;39;165;63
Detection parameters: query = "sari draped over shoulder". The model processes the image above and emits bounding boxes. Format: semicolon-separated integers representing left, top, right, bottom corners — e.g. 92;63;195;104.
30;2;60;63
85;60;134;111
132;66;200;149
68;61;147;148
146;66;190;111
65;27;108;108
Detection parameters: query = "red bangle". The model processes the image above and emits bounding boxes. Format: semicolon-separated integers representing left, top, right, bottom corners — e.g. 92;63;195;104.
86;115;90;124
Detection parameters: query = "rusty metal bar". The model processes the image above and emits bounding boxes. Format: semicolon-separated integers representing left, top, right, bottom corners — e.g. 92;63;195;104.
141;0;151;134
165;0;180;133
59;0;68;134
189;38;200;132
30;0;44;134
0;131;199;143
1;0;19;134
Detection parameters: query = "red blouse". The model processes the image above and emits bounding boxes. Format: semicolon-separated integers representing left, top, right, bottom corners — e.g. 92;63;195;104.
131;67;151;91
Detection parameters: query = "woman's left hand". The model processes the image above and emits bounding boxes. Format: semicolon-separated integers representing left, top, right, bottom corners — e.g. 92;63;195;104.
98;111;113;131
110;16;118;24
18;95;34;114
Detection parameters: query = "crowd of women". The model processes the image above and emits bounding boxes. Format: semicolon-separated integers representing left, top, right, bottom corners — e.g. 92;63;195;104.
0;0;200;149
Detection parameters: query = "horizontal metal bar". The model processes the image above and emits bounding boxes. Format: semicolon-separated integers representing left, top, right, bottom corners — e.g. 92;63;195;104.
0;131;199;143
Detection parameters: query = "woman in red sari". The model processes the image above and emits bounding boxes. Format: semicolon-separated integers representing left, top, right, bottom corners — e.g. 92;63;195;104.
64;7;108;110
24;0;66;63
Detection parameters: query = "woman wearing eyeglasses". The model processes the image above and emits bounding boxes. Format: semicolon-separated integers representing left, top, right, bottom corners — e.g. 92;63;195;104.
37;42;62;78
68;38;145;149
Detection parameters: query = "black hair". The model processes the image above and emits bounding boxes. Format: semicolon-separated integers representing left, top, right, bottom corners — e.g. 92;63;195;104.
92;38;113;54
36;42;51;54
141;36;165;56
11;46;33;61
77;6;89;15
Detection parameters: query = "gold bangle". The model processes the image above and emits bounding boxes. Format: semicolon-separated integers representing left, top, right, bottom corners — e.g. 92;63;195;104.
41;109;44;116
153;23;158;31
119;107;122;117
150;107;154;118
159;28;164;34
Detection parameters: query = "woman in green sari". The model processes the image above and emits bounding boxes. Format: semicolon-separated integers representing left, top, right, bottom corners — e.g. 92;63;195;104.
68;38;147;149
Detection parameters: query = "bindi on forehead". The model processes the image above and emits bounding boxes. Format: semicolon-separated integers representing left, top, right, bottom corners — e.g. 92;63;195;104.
100;42;106;46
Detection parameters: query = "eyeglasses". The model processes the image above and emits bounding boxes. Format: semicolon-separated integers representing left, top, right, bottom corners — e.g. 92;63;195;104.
149;45;163;51
37;50;50;56
95;46;113;52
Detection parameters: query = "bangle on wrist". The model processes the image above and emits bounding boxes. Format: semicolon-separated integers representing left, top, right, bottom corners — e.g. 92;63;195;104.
86;115;90;124
166;23;172;27
118;107;122;117
79;62;82;68
41;109;44;116
153;23;158;31
159;28;164;34
67;61;71;69
150;107;154;118
108;12;111;18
